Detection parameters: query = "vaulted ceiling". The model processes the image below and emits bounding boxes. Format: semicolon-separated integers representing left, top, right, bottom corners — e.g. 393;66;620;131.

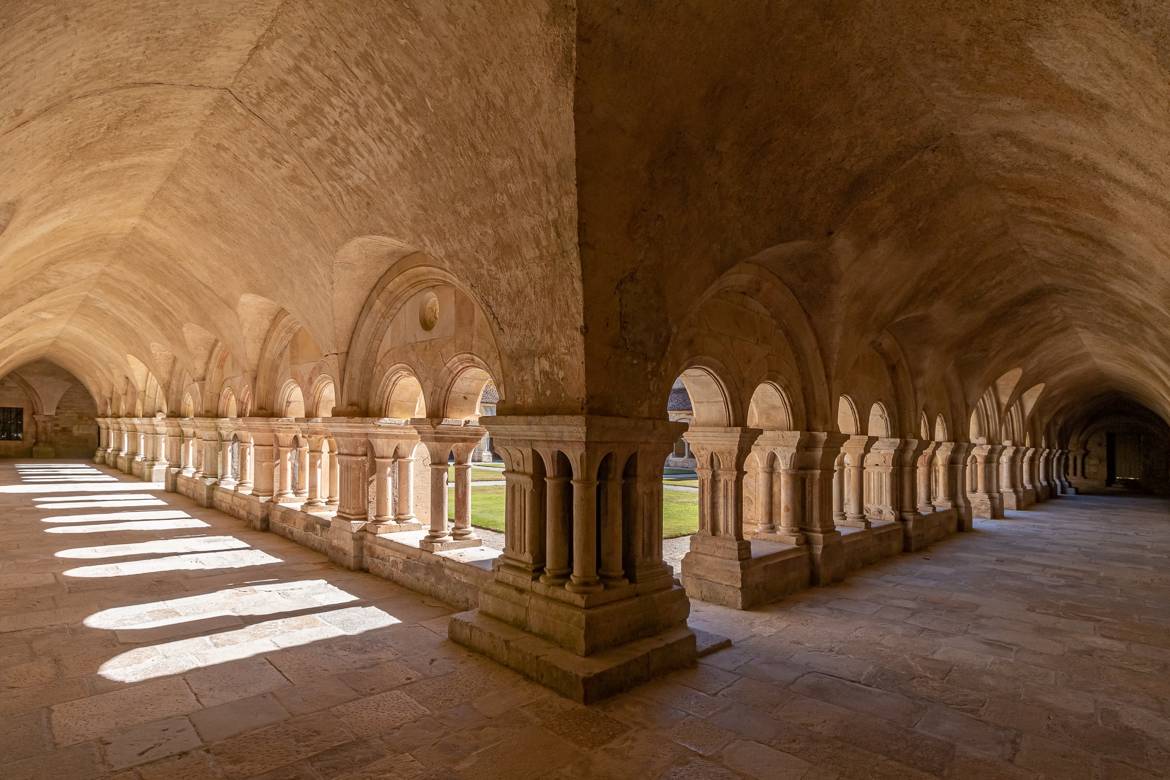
3;1;1168;431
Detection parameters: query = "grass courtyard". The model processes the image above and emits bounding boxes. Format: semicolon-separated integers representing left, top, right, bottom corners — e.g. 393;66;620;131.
448;481;699;539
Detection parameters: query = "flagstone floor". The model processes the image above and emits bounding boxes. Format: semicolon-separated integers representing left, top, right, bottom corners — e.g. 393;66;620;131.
0;461;1167;779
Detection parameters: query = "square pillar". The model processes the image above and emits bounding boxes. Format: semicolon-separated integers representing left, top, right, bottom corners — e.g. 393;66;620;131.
449;415;697;704
896;439;929;551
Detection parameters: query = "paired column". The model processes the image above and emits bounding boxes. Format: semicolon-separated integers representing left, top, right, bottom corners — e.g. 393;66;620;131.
916;442;936;515
94;419;109;463
216;421;237;489
450;415;694;704
840;435;873;528
864;438;900;523
272;433;296;502
302;438;328;510
969;443;1005;518
415;420;485;552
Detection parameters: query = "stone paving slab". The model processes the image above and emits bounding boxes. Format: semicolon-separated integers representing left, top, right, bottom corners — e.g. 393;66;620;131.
0;461;1169;778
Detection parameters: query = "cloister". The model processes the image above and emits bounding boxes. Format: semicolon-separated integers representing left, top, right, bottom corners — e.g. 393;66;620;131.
3;2;1170;778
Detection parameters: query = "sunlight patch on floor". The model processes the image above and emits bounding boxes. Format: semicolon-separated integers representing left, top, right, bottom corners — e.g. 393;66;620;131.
98;605;401;682
85;579;360;629
46;518;211;534
41;509;194;524
56;535;251;559
63;548;282;578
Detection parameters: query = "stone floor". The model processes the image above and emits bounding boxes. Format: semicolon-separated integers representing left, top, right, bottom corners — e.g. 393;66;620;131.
0;461;1168;779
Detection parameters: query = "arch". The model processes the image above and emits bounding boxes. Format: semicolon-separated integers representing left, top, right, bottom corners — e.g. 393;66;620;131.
439;355;497;421
747;381;794;430
309;375;336;418
837;395;861;435
342;258;507;414
374;365;425;419
180;391;196;418
679;262;831;429
969;389;998;444
218;387;238;418
678;365;735;427
277;380;306;418
994;368;1024;406
867;402;891;438
919;411;930;441
254;310;310;414
934;413;948;442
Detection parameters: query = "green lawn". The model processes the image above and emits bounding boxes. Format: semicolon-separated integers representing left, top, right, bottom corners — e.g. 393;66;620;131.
664;477;699;488
661;489;699;538
447;485;507;532
445;464;506;483
447;481;698;539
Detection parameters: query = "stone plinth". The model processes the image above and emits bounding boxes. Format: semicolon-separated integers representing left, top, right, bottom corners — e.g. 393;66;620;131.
448;414;702;703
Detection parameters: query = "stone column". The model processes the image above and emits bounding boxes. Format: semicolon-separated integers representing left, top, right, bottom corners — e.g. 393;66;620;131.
393;455;414;521
371;456;394;520
680;426;761;608
970;443;1005;518
421;443;451;547
133;422;146;464
753;452;776;534
897;439;929;551
840;436;873;528
932;442;955;511
94;419;108;463
327;447;340;507
295;443;309;498
249;426;277;500
104;418;120;463
1021;447;1037;506
322;419;380;569
565;446;603;594
179;421;196;478
415;419;484;551
451;443;480;544
916;442;936;515
273;435;295;502
193;418;220;483
216;421;236;490
491;445;546;582
1037;447;1051;500
144;418;168;482
949;442;974;530
450;415;694;705
832;452;846;525
866;438;900;523
298;439;325;509
793;432;847;584
999;445;1024;510
237;438;254;493
538;448;571;584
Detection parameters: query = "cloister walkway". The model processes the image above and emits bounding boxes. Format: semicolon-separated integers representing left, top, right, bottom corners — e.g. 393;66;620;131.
0;461;1167;779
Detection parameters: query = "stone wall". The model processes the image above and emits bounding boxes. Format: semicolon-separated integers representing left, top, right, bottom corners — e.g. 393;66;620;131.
0;376;35;458
0;361;97;459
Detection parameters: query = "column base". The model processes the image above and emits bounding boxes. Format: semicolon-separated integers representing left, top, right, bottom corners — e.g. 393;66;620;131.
681;539;811;609
752;528;806;546
1000;489;1026;510
145;463;168;483
971;491;1005;519
328;517;367;569
418;533;478;552
899;512;928;552
449;609;696;705
803;529;846;585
